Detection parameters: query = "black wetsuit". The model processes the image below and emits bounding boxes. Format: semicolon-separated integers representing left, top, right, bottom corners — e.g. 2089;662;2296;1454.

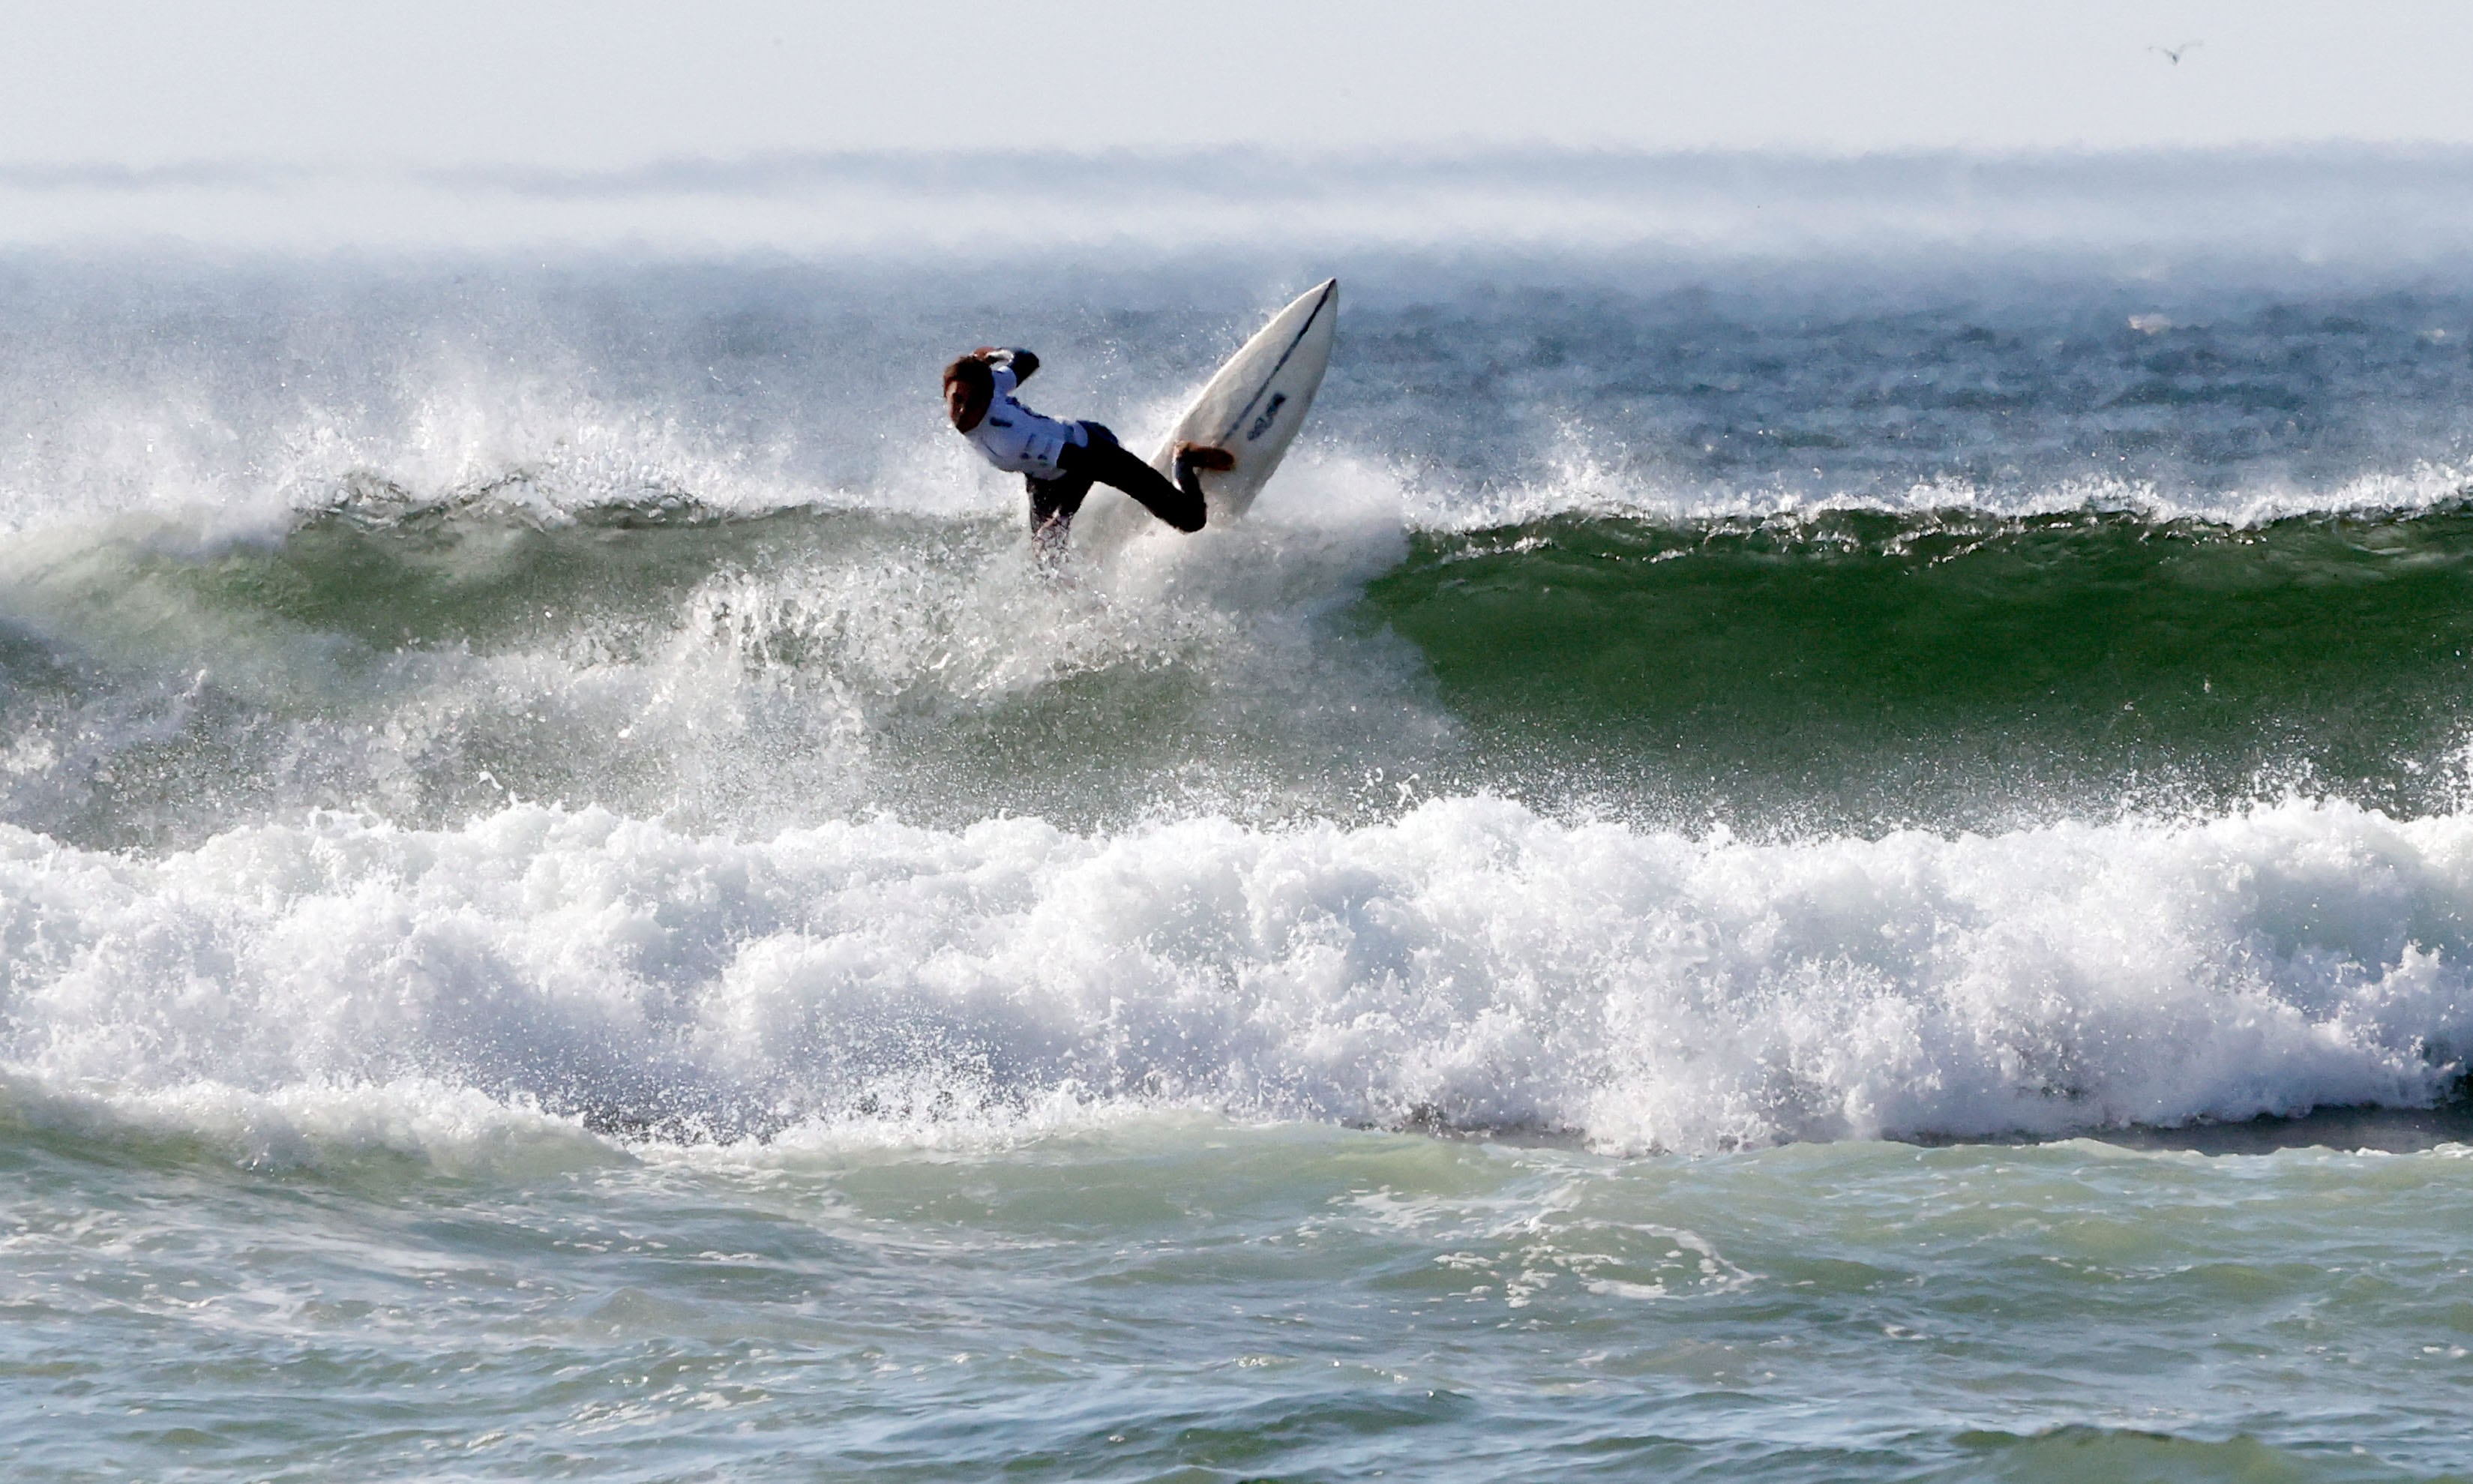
1027;422;1207;547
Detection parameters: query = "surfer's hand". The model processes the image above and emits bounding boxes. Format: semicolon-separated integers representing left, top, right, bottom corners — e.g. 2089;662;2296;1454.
1175;442;1236;472
976;346;1037;381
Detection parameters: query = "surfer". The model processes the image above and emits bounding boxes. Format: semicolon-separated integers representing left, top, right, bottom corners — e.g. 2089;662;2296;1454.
943;347;1234;551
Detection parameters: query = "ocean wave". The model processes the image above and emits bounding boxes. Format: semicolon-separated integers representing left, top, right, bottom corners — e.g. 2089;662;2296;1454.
9;254;2473;543
1402;457;2473;533
0;484;1440;851
1368;499;2473;829
3;796;2467;1159
12;481;2473;852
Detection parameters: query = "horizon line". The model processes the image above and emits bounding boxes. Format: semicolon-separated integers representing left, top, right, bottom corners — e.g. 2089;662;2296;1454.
11;139;2473;196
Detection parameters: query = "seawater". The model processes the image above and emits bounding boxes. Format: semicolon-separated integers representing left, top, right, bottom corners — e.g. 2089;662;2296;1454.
7;223;2473;1480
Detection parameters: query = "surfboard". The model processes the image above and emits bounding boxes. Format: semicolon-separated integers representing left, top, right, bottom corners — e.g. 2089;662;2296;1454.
1146;277;1338;522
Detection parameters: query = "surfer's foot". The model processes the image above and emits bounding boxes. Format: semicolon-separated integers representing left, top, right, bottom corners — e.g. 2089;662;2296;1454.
1174;442;1236;472
1031;511;1073;558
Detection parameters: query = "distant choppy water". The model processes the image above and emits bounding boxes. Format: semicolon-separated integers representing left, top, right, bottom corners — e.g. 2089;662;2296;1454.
7;240;2473;1480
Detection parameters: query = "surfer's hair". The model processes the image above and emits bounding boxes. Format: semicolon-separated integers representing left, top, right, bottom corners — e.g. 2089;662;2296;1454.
942;355;993;394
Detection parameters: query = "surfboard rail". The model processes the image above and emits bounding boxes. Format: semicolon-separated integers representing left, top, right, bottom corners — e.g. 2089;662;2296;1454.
1145;277;1338;523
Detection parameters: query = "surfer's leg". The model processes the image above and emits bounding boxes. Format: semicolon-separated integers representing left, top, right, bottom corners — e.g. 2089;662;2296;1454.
1066;424;1208;533
1027;469;1093;553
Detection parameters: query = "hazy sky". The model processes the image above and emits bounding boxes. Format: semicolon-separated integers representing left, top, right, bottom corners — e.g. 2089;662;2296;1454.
6;0;2472;166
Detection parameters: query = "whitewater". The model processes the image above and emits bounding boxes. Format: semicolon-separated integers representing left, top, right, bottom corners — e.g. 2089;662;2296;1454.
8;155;2473;1480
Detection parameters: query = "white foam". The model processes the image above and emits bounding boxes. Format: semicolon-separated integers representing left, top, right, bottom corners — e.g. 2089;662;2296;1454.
1400;442;2473;533
3;794;2468;1159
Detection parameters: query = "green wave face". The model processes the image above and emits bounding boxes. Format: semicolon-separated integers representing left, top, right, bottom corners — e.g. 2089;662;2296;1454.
0;493;1461;851
1365;505;2473;831
22;495;2473;852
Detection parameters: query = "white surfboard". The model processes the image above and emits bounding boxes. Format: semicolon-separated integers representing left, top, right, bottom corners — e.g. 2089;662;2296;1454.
1147;277;1338;522
1078;280;1336;550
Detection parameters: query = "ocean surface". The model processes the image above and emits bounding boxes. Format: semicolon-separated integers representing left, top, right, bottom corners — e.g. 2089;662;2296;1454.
8;153;2473;1480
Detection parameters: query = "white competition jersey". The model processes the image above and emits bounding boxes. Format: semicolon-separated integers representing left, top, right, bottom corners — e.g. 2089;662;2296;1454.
963;350;1084;478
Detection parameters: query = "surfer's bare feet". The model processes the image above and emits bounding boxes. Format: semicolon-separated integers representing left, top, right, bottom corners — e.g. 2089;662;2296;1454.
1174;442;1236;472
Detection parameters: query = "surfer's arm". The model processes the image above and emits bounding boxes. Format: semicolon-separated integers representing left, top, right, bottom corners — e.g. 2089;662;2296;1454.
976;346;1040;383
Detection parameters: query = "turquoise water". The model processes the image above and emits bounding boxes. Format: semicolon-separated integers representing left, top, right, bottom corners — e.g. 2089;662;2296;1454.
8;240;2473;1477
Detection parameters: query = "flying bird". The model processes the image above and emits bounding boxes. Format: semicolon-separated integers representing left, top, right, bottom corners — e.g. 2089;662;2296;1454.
2148;40;2203;64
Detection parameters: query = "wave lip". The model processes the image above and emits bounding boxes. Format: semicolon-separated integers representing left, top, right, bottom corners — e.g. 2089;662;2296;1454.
1407;460;2473;534
1;794;2467;1159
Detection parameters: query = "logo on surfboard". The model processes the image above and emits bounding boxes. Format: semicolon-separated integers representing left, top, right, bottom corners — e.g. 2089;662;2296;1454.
1246;392;1287;442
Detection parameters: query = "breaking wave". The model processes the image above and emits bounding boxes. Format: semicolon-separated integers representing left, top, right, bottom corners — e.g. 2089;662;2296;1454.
4;794;2469;1159
10;253;2473;1159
